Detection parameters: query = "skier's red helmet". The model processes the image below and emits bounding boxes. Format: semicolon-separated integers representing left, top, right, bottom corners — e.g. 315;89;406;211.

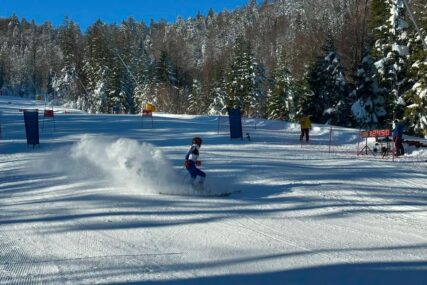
192;137;202;146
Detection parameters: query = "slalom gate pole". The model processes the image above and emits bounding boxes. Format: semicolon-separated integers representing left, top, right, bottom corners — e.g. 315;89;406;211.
328;127;332;154
357;130;361;156
392;141;396;162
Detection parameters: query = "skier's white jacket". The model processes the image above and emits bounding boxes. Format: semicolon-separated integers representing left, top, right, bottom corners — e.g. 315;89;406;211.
185;144;200;162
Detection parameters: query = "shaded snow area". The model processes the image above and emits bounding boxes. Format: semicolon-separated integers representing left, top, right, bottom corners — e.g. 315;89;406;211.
0;96;427;285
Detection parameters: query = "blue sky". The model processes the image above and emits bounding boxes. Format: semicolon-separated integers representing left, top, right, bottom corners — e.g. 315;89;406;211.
0;0;254;31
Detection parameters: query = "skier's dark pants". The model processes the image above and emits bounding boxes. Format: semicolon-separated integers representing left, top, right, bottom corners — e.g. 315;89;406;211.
186;160;206;179
394;136;405;156
300;128;309;142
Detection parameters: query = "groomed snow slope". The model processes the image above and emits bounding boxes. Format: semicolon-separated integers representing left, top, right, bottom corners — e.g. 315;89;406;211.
0;96;426;285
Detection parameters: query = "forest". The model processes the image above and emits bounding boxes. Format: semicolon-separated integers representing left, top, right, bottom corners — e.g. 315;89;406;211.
0;0;426;136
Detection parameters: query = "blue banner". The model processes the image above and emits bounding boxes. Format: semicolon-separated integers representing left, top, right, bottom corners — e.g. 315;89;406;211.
228;108;242;140
23;110;39;147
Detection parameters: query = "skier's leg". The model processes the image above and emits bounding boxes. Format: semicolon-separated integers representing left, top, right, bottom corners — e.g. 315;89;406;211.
195;169;206;185
399;137;405;155
399;142;404;155
306;129;309;142
395;137;403;156
198;176;205;184
197;169;206;178
187;161;198;179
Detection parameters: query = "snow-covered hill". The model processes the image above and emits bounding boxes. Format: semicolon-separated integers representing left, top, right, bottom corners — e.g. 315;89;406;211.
0;96;426;284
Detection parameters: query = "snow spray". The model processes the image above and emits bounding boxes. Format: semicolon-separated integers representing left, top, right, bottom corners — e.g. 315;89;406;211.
70;136;182;194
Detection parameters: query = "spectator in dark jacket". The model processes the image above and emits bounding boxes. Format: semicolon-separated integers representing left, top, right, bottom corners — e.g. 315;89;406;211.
393;120;405;156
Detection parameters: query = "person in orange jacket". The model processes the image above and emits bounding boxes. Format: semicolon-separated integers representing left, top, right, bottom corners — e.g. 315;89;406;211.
299;115;312;142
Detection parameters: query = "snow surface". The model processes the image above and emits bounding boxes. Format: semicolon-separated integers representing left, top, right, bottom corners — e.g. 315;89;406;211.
1;96;427;284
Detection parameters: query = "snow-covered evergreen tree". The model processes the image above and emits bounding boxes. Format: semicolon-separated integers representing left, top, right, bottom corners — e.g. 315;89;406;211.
132;42;155;113
403;0;427;136
351;53;387;128
295;75;315;118
187;78;203;114
267;51;295;120
224;38;248;113
154;50;182;112
249;59;267;118
92;73;109;113
53;19;83;106
133;84;150;113
83;20;114;113
207;78;228;115
371;0;411;121
306;34;348;124
51;66;80;105
225;37;266;117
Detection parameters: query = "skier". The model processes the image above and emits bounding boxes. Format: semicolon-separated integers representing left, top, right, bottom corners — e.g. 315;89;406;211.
299;114;312;142
184;137;206;188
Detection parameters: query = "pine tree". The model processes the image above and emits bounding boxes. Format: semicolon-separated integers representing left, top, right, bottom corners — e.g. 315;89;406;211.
154;50;181;112
208;84;228;115
133;44;155;113
350;53;387;128
83;20;115;113
156;51;177;85
207;69;228;115
111;22;135;114
403;0;427;136
225;38;247;112
187;78;203;114
370;0;411;121
249;59;267;118
295;75;315;118
54;19;83;105
267;51;295;120
225;37;266;117
306;34;348;124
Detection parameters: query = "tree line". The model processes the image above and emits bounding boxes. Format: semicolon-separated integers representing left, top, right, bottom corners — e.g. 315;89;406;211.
0;0;426;136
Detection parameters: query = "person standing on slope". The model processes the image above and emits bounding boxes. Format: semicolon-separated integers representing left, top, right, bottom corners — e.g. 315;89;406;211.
299;115;312;142
184;137;206;186
392;119;405;156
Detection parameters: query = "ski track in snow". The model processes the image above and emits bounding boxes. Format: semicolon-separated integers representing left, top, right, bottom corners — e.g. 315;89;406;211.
1;97;427;284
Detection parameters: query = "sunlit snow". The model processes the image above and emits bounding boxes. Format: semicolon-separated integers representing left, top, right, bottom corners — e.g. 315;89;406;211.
1;96;426;284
